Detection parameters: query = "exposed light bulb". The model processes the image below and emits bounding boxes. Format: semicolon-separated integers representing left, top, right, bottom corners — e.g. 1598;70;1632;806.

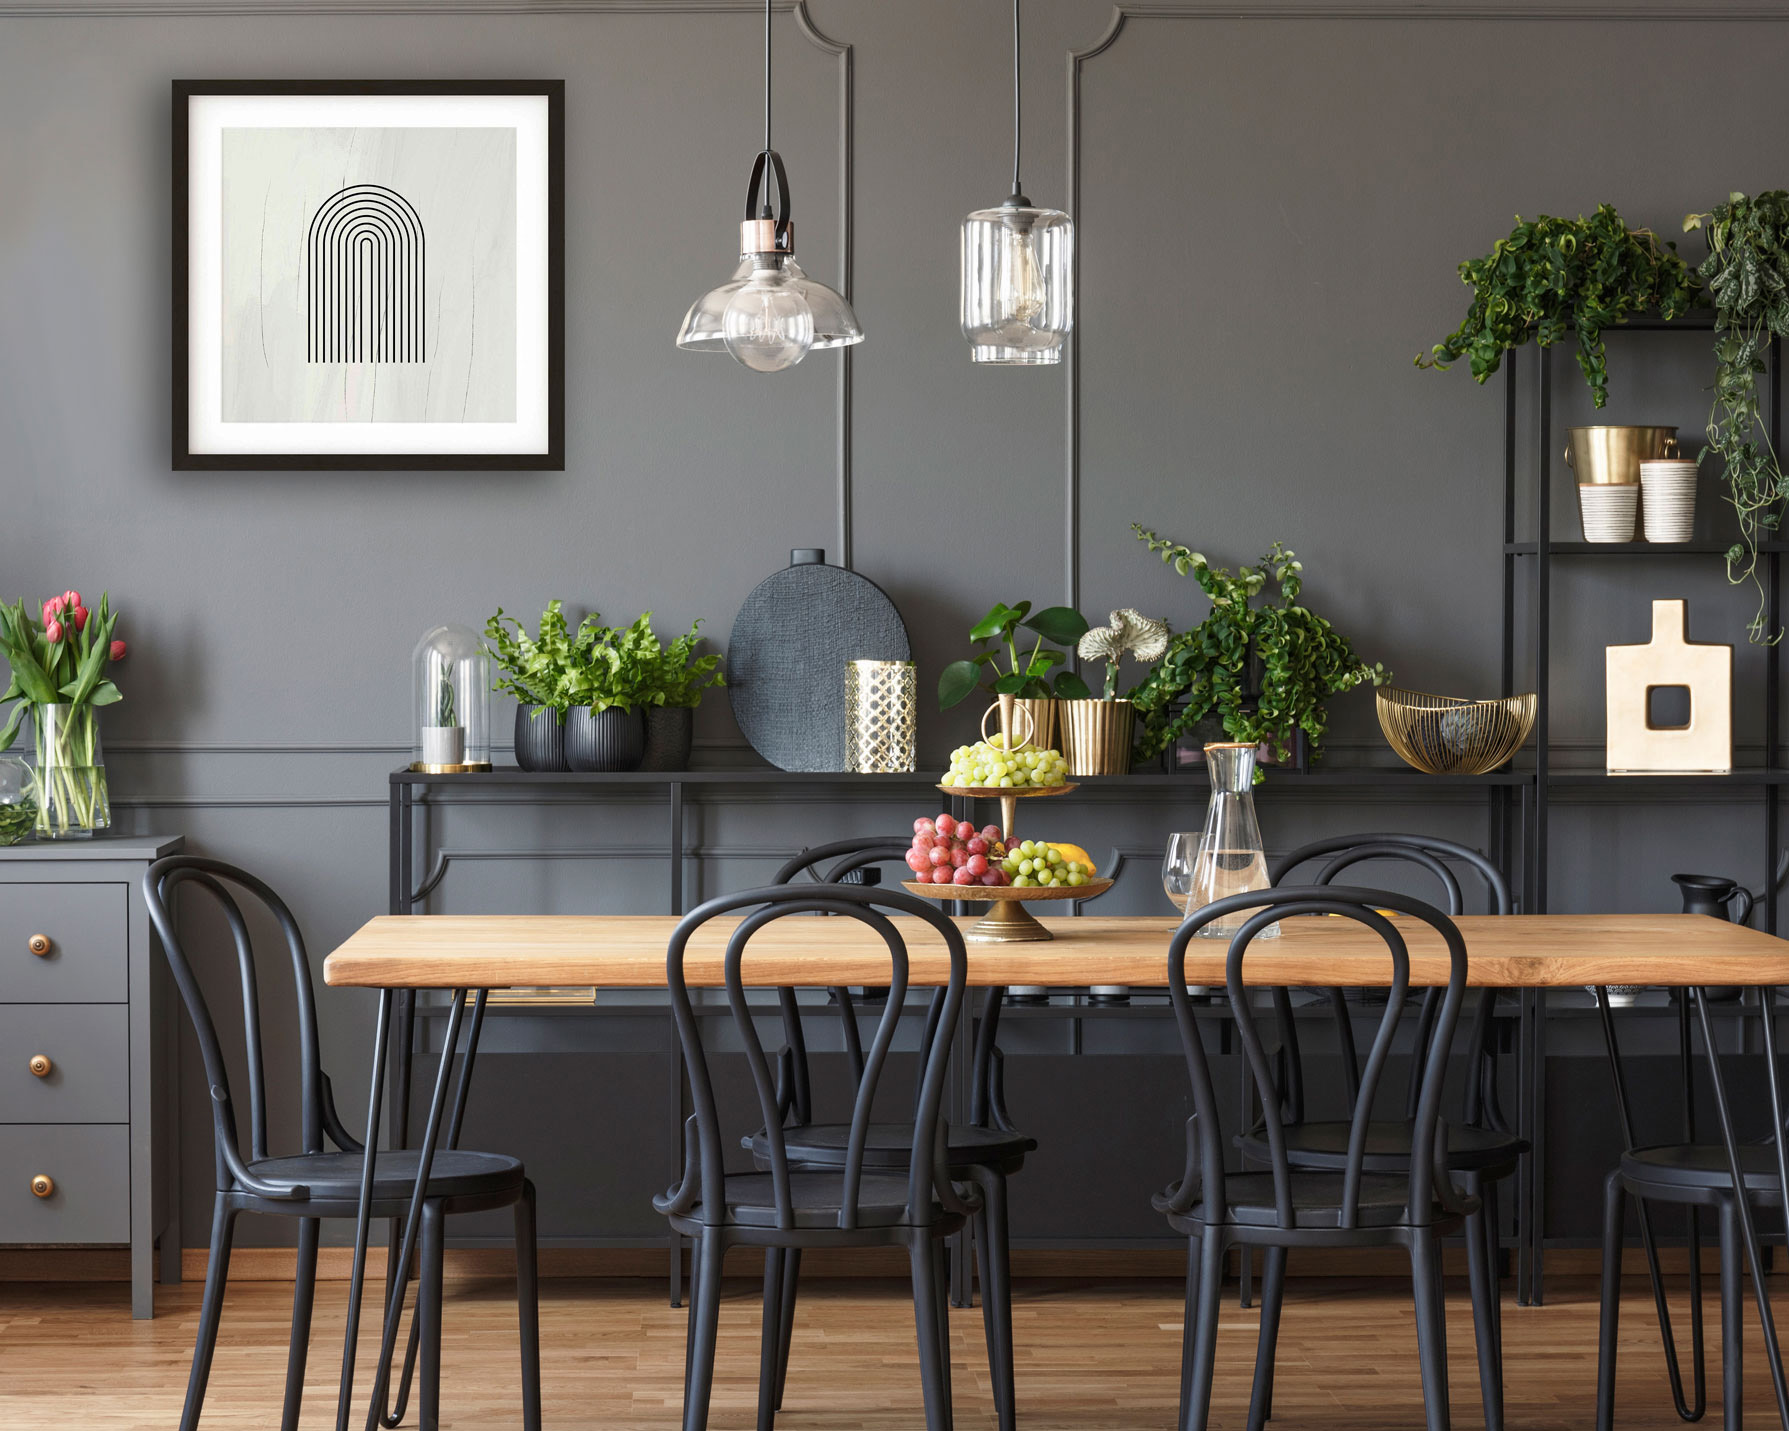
996;224;1045;324
722;271;815;373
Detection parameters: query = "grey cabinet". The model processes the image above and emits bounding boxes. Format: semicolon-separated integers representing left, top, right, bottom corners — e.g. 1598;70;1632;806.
0;835;182;1318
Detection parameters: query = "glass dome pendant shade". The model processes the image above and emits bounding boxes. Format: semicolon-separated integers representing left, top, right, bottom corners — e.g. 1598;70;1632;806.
962;0;1074;365
675;0;862;374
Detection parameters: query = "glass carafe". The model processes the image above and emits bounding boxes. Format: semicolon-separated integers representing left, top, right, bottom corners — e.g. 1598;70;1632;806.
1186;742;1276;939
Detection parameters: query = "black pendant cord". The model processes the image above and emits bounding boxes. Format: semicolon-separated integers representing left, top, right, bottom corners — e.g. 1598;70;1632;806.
763;0;773;159
1009;0;1024;201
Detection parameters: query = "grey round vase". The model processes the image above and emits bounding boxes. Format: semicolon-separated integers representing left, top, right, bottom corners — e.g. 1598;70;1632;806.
640;706;694;771
513;706;569;772
566;707;645;772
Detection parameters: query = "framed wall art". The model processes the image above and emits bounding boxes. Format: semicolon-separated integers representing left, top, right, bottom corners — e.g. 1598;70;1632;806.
173;80;564;470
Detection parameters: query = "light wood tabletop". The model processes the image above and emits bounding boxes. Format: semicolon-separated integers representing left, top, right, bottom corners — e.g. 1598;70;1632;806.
321;911;1789;991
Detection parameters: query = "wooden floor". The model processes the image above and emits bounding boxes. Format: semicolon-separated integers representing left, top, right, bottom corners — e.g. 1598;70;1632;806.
2;1271;1785;1429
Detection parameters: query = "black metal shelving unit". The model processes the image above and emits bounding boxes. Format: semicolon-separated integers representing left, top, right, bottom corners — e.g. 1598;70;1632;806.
1499;314;1785;1303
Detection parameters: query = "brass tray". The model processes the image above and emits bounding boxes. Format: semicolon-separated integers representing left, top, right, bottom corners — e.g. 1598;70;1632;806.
901;877;1114;943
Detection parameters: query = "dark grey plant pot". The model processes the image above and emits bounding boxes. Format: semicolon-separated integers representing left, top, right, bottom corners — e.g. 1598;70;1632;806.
514;706;569;772
640;706;694;772
566;707;645;772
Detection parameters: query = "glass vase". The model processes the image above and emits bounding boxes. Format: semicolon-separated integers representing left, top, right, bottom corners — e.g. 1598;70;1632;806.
1185;742;1276;939
0;756;35;846
32;704;110;839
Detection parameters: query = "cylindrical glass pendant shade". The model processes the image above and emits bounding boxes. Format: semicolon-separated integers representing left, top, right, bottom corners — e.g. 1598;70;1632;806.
961;202;1073;364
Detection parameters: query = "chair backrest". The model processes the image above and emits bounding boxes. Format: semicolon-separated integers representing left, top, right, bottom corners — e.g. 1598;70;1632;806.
660;883;969;1231
144;855;360;1195
1268;833;1509;1126
1167;884;1469;1230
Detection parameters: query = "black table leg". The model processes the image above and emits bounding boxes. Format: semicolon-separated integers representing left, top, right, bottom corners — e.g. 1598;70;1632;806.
337;988;393;1431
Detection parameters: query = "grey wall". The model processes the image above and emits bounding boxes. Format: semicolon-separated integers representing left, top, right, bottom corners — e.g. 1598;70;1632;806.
3;0;1785;1248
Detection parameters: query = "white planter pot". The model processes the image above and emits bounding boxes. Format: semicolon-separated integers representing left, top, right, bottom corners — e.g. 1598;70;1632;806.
422;725;466;767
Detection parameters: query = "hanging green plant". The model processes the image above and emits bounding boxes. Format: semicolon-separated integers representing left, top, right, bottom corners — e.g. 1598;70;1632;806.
1684;191;1789;645
1417;204;1696;409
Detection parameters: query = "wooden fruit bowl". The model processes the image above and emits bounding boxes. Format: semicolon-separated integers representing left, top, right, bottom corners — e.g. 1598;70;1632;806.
902;877;1114;943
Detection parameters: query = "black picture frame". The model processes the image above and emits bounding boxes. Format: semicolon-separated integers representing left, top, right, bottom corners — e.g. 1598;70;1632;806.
172;79;565;471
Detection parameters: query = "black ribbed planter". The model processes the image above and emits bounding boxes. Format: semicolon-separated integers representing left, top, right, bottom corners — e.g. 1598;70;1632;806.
566;707;644;772
640;706;694;771
513;706;569;772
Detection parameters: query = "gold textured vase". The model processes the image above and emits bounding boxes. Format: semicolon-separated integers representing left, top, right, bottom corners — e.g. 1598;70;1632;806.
844;660;917;773
1060;699;1134;776
1010;697;1057;755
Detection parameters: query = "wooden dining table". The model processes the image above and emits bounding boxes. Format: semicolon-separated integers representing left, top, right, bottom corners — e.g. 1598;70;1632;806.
321;909;1789;1430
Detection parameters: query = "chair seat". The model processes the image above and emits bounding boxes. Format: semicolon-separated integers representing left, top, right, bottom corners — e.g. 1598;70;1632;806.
744;1121;1036;1171
1238;1119;1528;1173
245;1149;526;1202
677;1171;943;1229
1621;1142;1789;1197
1158;1171;1451;1229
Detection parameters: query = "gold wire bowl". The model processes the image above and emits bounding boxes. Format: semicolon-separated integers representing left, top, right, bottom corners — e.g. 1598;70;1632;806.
1376;688;1537;775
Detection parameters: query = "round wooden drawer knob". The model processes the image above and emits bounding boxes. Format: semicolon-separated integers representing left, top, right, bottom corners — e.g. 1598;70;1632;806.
28;1055;51;1078
27;934;51;957
30;1174;53;1199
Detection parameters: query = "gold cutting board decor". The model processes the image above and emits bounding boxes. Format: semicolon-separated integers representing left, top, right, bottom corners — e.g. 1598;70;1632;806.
1605;599;1732;773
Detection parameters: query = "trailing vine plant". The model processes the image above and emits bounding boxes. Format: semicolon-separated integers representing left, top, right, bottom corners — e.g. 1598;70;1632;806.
1684;191;1789;644
1128;526;1387;773
1417;204;1696;409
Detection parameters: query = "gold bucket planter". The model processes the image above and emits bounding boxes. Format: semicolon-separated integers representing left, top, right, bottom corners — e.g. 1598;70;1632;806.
1061;699;1134;776
1565;425;1678;535
1009;697;1057;755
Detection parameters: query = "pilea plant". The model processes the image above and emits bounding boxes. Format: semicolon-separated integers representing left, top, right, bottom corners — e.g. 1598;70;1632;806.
1417;204;1696;409
1128;526;1388;772
1684;191;1789;644
937;601;1092;710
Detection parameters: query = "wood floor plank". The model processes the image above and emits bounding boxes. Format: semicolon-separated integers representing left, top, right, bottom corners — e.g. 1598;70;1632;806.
0;1273;1783;1428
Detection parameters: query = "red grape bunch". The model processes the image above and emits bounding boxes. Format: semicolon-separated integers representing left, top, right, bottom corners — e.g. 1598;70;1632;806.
905;812;1013;888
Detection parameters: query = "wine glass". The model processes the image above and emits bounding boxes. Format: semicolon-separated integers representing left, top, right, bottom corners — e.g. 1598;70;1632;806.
1162;832;1199;914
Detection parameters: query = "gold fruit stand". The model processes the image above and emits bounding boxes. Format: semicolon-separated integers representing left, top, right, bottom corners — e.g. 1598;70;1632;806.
902;694;1112;942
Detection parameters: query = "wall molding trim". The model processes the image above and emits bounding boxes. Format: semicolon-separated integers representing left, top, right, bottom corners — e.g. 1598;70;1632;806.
0;0;811;15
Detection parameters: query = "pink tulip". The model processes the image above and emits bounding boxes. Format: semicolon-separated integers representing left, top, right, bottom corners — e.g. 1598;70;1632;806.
109;639;127;661
45;620;63;644
42;597;64;622
63;591;80;609
71;606;88;631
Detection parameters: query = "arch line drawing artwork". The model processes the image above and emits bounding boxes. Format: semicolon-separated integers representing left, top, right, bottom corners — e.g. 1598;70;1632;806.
305;184;426;364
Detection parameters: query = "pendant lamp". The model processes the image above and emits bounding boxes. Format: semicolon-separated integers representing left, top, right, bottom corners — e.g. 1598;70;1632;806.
961;0;1073;364
676;0;862;373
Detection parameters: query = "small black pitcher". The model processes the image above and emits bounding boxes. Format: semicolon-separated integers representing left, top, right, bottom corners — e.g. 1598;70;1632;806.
1673;873;1756;1001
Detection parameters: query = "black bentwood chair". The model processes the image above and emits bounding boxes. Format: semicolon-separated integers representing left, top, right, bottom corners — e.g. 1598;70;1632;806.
1160;885;1488;1431
1247;834;1525;1428
1595;983;1789;1431
753;838;1035;1431
144;856;541;1431
656;883;975;1431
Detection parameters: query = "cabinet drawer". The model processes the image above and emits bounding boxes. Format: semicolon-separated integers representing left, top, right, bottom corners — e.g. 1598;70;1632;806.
0;1006;128;1122
0;884;127;1002
0;1124;128;1243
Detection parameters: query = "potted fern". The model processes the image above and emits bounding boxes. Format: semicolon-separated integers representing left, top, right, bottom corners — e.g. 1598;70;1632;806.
485;600;580;771
1129;527;1387;777
637;617;724;771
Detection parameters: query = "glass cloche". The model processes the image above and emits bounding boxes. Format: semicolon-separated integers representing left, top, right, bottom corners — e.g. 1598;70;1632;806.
412;625;492;773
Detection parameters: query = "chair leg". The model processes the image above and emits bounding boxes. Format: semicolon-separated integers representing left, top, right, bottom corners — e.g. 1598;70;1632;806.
972;1168;1016;1431
756;1247;786;1431
279;1218;320;1431
1410;1230;1451;1431
1246;1244;1287;1431
514;1181;543;1431
1482;1175;1505;1357
909;1235;953;1431
932;1236;955;1417
416;1201;445;1431
1183;1226;1227;1431
773;1249;801;1410
1720;1198;1743;1431
1180;1234;1200;1419
1596;1172;1626;1431
179;1194;238;1431
1463;1176;1504;1431
684;1232;726;1431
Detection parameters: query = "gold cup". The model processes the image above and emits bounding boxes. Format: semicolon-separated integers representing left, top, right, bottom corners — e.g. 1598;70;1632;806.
1060;699;1135;776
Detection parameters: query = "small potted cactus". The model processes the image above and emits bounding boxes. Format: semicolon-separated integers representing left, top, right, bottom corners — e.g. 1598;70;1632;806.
1060;609;1170;775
